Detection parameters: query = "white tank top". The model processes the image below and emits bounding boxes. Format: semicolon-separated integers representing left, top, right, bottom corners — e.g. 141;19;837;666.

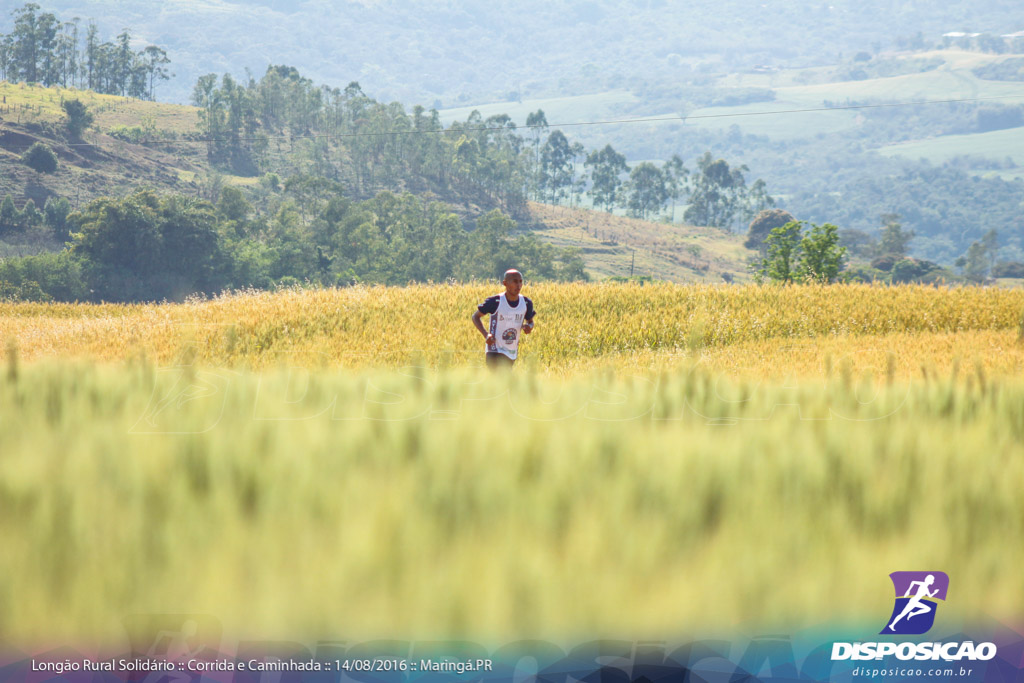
487;293;528;360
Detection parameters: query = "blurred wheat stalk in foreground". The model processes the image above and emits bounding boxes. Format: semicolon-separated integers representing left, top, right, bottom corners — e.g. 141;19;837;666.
1;361;1021;645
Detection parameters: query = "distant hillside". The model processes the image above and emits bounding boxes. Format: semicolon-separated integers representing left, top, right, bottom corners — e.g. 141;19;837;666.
526;203;753;283
22;0;1024;107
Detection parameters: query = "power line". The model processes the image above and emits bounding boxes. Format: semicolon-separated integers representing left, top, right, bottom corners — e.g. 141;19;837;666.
0;93;1022;150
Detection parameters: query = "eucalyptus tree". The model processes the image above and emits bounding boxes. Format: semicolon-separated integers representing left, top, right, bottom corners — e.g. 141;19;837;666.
662;154;687;221
625;162;667;219
685;152;753;229
540;129;573;203
525;109;548;199
584;144;628;212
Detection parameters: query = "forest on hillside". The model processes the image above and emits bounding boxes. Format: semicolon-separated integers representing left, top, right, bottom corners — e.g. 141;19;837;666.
0;59;777;302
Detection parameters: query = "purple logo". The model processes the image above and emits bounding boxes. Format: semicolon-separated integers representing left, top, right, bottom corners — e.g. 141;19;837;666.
881;571;949;635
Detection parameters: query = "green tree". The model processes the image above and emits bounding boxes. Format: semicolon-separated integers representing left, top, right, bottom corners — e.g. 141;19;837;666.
746;178;775;215
1;8;167;95
217;185;252;222
22;141;57;173
56;18;79;87
0;35;12;81
114;29;132;95
43;196;72;241
84;21;98;89
19;198;42;229
525;109;548;200
584;144;628;212
540;130;573;203
567;141;586;207
960;241;990;283
34;9;58;85
11;3;41;83
878;213;913;258
555;247;588;281
0;250;88;301
760;220;803;283
70;190;228;301
662;154;687;221
0;195;20;237
685;152;754;229
141;45;171;100
838;228;876;258
62;99;94;139
797;222;846;283
625;162;667;219
192;73;224;158
975;33;1007;54
980;228;999;272
891;258;945;284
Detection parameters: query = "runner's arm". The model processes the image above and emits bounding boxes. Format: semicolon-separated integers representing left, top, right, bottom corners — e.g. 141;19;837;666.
523;299;536;334
472;311;495;344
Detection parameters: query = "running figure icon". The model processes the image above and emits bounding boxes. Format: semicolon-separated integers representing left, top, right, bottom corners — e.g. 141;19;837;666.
880;571;949;635
887;574;938;632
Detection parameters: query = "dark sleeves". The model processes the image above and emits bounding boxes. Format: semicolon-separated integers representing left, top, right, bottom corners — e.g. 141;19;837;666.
477;295;500;315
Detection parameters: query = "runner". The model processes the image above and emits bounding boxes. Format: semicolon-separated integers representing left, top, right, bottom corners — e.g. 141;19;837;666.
471;269;536;369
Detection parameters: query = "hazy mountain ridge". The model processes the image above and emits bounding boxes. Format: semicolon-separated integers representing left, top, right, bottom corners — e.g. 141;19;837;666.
20;0;1024;106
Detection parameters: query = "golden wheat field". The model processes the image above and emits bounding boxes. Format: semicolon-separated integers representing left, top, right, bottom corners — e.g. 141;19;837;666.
1;282;1023;647
4;282;1024;377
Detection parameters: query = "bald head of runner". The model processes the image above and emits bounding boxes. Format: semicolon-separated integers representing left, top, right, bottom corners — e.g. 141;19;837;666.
502;269;523;301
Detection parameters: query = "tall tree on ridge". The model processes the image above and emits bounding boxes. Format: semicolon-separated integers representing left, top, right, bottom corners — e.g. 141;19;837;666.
585;144;628;213
540;129;573;203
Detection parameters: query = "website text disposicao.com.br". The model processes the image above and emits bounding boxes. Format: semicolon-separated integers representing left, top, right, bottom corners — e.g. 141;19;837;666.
851;665;978;678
